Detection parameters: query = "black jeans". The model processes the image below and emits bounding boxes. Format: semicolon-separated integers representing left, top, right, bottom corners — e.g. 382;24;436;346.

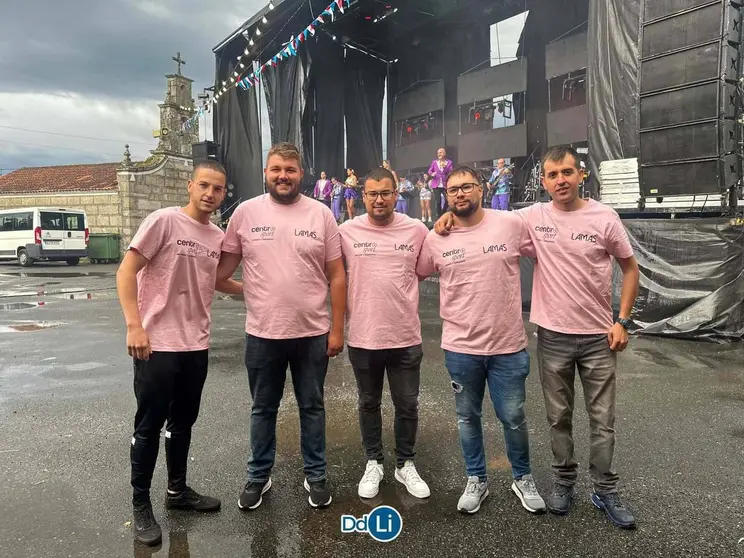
347;344;423;468
245;333;329;483
130;350;208;506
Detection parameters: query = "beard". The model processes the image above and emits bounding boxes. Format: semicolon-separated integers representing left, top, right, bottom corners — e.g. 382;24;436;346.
450;199;479;218
368;205;394;222
267;178;300;203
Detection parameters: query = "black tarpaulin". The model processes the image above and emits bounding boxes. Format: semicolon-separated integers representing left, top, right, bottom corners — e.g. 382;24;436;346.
344;48;386;176
262;54;304;149
587;0;640;168
307;33;345;180
214;48;263;214
621;218;744;342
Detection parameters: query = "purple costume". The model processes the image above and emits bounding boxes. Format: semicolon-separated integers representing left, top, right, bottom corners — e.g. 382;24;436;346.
428;158;453;210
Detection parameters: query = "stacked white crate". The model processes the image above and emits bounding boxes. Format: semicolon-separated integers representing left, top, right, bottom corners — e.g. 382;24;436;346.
598;158;721;210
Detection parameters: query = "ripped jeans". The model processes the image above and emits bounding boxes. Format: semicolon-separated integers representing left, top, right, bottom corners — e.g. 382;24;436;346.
444;349;531;481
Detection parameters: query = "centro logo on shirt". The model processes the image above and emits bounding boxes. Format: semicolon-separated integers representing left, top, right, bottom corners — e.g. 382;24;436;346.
341;505;402;543
251;226;276;239
294;229;318;239
442;248;466;263
571;232;597;243
535;224;557;242
483;244;507;254
354;241;377;255
394;243;415;252
176;239;196;247
175;240;219;259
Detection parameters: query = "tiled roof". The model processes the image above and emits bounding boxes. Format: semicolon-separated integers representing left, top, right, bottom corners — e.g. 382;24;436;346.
0;163;120;195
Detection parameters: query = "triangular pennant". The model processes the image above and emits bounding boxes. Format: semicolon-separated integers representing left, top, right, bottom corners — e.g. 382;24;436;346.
308;24;315;36
277;51;284;61
316;15;324;24
336;0;344;14
299;30;307;42
325;6;334;22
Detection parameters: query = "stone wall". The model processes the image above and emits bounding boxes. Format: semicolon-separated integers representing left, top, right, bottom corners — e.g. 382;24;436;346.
118;154;192;249
0;191;122;233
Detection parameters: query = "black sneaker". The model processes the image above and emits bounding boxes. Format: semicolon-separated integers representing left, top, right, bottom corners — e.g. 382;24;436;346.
132;503;162;547
304;478;332;508
165;486;221;512
546;484;574;515
238;478;272;510
591;492;636;529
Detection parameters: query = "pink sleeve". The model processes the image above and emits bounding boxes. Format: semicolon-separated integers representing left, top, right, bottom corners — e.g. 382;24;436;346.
222;206;243;254
416;236;436;277
517;214;536;258
129;211;167;261
605;211;634;259
324;209;342;262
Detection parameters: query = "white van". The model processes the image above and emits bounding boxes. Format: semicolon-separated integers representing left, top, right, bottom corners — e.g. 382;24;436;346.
0;207;89;267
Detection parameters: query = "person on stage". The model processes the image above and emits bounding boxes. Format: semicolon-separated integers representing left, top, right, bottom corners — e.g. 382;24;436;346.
427;148;453;220
345;168;359;221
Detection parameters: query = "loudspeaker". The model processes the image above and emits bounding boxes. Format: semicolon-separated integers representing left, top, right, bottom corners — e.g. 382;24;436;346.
638;0;743;198
192;141;219;163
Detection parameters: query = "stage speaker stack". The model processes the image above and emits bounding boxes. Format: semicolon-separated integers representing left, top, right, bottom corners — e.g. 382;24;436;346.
638;0;743;200
192;141;219;164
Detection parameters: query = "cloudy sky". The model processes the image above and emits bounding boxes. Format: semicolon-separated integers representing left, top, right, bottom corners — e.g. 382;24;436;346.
0;1;525;174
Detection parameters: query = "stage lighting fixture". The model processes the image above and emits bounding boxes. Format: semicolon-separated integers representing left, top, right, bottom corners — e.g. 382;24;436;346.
365;15;372;20
484;108;494;120
256;28;262;36
474;111;481;121
406;125;413;134
262;16;268;24
269;2;275;9
497;101;504;113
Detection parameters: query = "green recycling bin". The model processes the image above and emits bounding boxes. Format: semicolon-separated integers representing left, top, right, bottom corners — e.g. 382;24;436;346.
88;233;121;264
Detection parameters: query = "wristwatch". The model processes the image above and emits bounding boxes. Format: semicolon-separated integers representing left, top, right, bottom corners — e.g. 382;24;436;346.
616;317;631;330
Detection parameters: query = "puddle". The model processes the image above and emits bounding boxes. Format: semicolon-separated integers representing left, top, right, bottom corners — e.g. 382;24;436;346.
0;302;39;311
0;321;65;333
0;271;110;278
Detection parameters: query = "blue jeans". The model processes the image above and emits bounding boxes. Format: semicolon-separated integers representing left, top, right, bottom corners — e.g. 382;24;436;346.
444;349;532;481
245;333;329;483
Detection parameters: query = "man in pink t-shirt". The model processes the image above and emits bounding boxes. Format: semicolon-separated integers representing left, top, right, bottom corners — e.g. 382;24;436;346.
434;147;640;528
339;166;431;501
116;161;240;547
416;165;545;515
523;147;639;528
217;142;346;511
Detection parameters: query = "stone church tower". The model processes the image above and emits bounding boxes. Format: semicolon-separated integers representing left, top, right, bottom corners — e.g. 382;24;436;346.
152;53;199;157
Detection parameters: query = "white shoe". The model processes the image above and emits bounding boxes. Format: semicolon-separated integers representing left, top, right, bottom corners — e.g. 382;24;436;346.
457;476;489;514
358;460;384;498
394;460;431;499
511;474;546;513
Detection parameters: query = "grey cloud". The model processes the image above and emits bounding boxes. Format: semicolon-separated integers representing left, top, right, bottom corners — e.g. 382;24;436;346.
0;0;259;100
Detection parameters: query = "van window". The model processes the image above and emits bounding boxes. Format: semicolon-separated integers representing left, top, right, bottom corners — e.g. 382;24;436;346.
40;212;64;231
64;213;85;231
0;212;33;231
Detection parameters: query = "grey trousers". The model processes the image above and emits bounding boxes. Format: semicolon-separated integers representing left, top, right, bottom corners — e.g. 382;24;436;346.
536;327;620;494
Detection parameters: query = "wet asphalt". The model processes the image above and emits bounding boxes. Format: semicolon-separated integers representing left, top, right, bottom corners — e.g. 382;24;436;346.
0;262;743;558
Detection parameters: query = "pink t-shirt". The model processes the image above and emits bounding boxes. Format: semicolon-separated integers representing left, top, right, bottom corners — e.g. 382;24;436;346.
129;207;224;352
222;194;343;339
416;210;531;356
518;200;634;334
339;213;429;350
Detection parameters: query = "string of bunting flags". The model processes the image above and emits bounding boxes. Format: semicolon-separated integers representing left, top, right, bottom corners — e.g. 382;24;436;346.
181;0;350;132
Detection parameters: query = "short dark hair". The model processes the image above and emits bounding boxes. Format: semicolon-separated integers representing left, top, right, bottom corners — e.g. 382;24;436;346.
446;165;479;187
363;167;396;189
192;160;227;179
542;146;581;172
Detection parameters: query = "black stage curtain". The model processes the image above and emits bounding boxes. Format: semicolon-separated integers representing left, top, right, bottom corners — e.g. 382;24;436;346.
344;48;387;177
214;45;263;214
587;0;640;167
307;33;345;181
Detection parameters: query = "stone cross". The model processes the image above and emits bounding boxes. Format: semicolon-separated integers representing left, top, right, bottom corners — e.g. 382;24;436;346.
172;52;185;75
